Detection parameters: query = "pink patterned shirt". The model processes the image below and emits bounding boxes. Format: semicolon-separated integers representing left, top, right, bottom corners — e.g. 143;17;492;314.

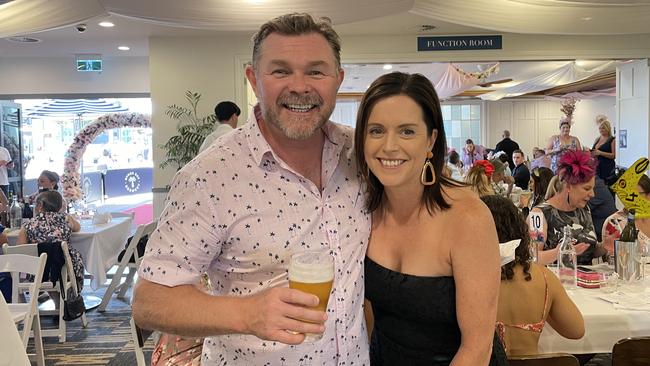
139;107;371;365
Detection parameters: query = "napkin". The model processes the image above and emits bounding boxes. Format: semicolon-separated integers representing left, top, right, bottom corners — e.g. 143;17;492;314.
92;213;112;224
500;239;521;266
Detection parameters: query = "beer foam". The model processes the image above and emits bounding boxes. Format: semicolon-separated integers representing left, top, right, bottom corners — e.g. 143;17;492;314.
289;252;334;283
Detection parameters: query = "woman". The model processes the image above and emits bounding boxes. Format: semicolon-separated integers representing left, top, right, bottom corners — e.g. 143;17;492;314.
446;150;463;181
466;160;495;197
602;174;650;257
482;195;584;356
16;191;83;289
461;138;484;168
530;167;554;208
356;72;506;365
531;147;551;170
591;117;616;184
545;116;582;173
529;150;600;265
28;170;66;212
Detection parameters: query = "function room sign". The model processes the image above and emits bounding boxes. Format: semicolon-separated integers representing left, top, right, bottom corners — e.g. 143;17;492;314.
417;35;502;51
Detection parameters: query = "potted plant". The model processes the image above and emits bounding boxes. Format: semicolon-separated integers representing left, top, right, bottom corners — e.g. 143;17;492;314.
159;91;215;171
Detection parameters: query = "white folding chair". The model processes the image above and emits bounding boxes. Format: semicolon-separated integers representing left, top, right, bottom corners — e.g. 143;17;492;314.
98;221;157;312
130;316;155;366
0;253;47;366
3;241;88;342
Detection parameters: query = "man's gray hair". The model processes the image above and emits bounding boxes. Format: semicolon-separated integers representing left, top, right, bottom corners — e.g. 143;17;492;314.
251;13;342;70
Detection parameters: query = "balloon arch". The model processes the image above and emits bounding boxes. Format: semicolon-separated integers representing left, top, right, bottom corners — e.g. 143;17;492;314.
61;113;151;202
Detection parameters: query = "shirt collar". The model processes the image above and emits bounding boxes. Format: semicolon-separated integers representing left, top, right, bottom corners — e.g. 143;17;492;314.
245;104;348;168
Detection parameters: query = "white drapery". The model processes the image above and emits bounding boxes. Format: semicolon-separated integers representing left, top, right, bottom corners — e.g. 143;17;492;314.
480;61;616;101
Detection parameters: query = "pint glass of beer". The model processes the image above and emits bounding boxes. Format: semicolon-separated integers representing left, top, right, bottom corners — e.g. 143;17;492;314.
288;249;334;341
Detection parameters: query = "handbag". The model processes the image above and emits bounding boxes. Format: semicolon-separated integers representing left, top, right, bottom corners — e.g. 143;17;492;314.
60;281;86;321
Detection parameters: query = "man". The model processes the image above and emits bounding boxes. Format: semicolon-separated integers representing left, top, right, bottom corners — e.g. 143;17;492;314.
132;13;370;365
0;146;13;198
495;130;520;170
511;149;530;190
198;101;241;153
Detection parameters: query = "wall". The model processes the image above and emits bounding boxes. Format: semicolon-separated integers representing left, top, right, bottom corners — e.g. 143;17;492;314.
617;60;650;168
0;56;149;97
148;35;251;214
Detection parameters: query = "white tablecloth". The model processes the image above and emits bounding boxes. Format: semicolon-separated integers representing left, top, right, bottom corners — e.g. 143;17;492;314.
6;217;132;290
539;269;650;354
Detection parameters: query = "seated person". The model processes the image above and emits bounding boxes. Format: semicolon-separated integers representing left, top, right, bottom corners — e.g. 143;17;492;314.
16;191;83;290
28;170;66;212
530;167;554;208
490;158;514;197
482;194;584;356
466;160;495;197
530;147;551;170
602;174;650;257
529;150;602;265
446;150;463;181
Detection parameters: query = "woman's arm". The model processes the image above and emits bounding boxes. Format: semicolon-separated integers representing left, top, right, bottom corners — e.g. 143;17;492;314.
67;214;81;232
451;199;501;366
574;137;582;151
16;228;28;244
544;266;585;339
545;136;557;155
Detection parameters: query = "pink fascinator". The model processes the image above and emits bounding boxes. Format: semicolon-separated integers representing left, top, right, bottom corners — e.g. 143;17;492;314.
557;150;597;185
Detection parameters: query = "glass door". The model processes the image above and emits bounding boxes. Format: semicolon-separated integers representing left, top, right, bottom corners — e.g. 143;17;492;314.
0;102;23;197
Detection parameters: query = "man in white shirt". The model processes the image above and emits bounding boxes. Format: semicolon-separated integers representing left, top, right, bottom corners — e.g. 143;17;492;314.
197;101;240;153
133;13;370;365
0;146;13;198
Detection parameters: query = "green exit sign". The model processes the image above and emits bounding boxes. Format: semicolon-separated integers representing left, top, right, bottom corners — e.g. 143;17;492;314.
77;59;102;72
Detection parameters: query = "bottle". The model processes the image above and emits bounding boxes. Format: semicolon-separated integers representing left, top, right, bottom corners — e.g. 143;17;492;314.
557;226;577;289
9;194;22;229
615;210;640;283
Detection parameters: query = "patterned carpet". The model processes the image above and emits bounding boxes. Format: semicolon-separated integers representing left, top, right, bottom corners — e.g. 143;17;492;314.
26;287;154;366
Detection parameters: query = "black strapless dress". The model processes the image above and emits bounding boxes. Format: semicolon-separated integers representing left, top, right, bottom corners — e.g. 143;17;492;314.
365;256;507;366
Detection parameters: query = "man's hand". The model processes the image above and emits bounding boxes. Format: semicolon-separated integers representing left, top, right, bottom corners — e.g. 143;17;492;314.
242;287;327;344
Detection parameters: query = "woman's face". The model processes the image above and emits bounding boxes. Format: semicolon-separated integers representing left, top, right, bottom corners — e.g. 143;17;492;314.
364;95;436;192
560;124;571;136
567;176;596;208
466;143;475;152
599;124;609;137
38;175;55;189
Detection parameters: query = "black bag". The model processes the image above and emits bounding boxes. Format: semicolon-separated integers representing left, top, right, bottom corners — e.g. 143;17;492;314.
61;282;85;321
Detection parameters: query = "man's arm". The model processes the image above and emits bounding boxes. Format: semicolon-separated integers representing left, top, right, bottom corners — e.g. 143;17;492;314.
132;278;327;344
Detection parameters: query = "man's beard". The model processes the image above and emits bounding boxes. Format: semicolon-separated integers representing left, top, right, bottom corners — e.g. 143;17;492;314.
262;93;332;141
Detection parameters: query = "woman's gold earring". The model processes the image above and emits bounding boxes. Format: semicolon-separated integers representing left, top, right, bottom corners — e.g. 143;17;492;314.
421;151;435;186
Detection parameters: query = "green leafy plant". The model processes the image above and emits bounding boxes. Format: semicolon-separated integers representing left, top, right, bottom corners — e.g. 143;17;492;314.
159;91;215;170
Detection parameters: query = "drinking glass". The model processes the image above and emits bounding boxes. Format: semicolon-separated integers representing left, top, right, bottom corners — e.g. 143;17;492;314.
599;272;619;294
288;250;334;342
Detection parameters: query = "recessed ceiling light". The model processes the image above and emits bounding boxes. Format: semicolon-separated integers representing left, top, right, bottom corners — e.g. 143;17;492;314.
383;64;393;70
99;21;114;28
118;46;130;51
581;17;592;21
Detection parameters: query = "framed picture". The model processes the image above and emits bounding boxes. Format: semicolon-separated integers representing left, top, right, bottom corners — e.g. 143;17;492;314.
619;129;627;149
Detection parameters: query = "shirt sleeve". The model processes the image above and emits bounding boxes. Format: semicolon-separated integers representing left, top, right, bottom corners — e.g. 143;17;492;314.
139;166;223;287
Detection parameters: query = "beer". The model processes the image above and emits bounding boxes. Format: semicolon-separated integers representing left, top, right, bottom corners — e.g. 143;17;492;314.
288;250;334;341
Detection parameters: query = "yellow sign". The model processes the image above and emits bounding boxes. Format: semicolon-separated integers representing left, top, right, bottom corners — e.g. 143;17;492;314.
610;157;650;218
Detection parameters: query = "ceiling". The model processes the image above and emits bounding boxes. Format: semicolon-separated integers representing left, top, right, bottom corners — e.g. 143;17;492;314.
0;0;639;97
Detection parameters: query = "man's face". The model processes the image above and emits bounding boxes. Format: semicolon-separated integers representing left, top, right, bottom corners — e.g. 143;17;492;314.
513;152;524;166
246;32;344;141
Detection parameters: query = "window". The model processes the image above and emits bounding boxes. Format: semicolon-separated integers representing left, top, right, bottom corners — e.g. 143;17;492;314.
442;103;481;153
